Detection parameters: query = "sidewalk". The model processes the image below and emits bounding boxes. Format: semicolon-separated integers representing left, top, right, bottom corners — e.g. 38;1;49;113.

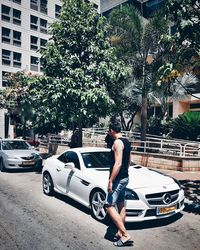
155;168;200;181
152;168;200;214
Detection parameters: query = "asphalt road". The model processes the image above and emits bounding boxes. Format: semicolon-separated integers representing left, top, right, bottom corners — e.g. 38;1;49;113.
0;170;199;250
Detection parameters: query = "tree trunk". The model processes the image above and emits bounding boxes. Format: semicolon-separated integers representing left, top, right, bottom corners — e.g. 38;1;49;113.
78;120;82;147
141;65;147;142
141;92;147;142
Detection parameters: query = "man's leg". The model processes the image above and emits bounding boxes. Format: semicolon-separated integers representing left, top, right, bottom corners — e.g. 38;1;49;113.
106;205;130;240
115;202;126;237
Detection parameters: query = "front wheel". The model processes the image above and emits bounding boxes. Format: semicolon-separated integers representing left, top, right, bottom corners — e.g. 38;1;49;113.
0;158;6;172
43;172;54;196
90;189;108;222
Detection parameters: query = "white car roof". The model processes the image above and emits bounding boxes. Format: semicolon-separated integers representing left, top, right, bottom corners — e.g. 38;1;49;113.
70;147;111;153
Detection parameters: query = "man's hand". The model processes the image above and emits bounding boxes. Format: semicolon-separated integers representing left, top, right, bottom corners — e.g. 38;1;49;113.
107;180;113;193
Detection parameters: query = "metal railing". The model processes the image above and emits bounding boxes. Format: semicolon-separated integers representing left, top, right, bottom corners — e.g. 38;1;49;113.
39;129;200;157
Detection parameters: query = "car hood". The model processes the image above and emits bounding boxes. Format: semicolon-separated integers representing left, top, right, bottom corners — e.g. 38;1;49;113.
83;166;174;189
128;166;174;189
3;150;40;157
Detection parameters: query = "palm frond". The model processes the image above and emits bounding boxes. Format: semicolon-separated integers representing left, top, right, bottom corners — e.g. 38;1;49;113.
172;72;199;100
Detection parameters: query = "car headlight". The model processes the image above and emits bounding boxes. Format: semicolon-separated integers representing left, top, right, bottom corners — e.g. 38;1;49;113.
125;188;139;200
5;154;19;160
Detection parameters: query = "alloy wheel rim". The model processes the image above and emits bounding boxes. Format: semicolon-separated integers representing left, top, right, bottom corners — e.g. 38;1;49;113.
91;191;106;220
43;174;51;193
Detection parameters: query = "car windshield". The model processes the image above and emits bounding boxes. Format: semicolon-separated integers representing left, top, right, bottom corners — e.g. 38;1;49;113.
81;151;111;169
2;140;30;150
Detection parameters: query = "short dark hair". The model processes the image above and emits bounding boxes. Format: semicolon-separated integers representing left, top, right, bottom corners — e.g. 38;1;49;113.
109;120;121;133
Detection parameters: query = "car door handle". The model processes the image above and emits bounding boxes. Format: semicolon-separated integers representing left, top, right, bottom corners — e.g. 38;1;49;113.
56;167;61;172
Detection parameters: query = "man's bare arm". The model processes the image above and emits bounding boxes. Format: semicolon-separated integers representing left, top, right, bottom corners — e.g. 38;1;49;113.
107;140;123;193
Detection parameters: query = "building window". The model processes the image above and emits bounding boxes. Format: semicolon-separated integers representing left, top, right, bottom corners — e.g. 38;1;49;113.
31;56;39;71
55;4;61;18
13;30;21;46
40;58;44;72
2;49;11;66
2;71;11;87
30;0;38;11
2;27;11;43
40;18;47;33
13;52;21;68
30;35;38;50
93;3;98;10
30;15;38;30
13;0;21;4
40;0;48;14
13;8;21;25
40;38;47;49
1;5;11;22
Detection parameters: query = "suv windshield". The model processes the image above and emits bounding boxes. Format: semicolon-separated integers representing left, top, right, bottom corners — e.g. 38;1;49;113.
2;140;30;150
81;151;111;169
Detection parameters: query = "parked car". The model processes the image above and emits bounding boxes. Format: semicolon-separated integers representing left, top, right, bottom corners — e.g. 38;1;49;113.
42;147;185;222
16;136;40;147
25;137;40;147
0;139;43;172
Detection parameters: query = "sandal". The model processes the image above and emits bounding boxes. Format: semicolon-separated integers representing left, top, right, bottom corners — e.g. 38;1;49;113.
113;238;134;247
113;234;121;242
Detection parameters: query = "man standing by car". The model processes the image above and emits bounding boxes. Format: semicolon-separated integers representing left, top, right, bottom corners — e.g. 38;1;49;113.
106;120;133;247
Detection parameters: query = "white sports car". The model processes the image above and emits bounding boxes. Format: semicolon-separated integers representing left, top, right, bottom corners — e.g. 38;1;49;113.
42;147;185;222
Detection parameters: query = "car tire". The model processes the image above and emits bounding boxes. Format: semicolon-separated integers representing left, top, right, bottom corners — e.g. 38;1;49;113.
90;189;108;223
0;158;6;172
43;172;54;196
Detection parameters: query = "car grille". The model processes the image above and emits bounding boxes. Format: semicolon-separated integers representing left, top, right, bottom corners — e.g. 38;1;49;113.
21;156;34;160
145;189;180;206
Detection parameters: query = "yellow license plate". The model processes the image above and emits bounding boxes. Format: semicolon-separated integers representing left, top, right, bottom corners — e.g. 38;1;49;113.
157;205;176;215
22;160;35;166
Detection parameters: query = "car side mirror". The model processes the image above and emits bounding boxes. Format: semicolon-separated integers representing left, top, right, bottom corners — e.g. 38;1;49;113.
64;162;75;171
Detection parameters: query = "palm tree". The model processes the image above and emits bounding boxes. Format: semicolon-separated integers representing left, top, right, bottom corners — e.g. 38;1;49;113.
150;72;199;120
109;4;168;140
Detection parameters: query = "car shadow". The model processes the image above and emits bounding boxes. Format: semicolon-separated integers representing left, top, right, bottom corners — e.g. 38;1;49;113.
126;212;183;230
3;167;43;174
104;213;183;242
54;192;91;216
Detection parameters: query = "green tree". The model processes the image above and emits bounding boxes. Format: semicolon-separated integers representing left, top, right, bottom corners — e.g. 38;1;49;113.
166;0;200;53
0;71;65;137
29;0;127;145
0;71;36;138
159;0;200;87
109;4;168;140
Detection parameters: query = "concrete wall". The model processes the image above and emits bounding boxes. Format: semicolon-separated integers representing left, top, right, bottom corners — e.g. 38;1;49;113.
131;152;200;172
172;100;190;118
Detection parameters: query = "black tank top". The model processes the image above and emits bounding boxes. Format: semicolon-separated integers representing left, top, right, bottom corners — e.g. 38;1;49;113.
109;137;131;180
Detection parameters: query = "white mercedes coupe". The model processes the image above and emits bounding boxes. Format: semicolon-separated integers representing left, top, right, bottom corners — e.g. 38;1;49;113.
42;147;185;222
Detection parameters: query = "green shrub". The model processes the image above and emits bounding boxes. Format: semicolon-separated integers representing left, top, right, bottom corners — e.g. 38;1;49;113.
170;112;200;141
147;116;172;136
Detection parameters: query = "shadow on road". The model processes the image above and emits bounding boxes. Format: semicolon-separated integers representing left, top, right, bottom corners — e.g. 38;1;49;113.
180;179;200;215
4;168;42;174
54;192;91;216
104;213;183;242
126;213;183;230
